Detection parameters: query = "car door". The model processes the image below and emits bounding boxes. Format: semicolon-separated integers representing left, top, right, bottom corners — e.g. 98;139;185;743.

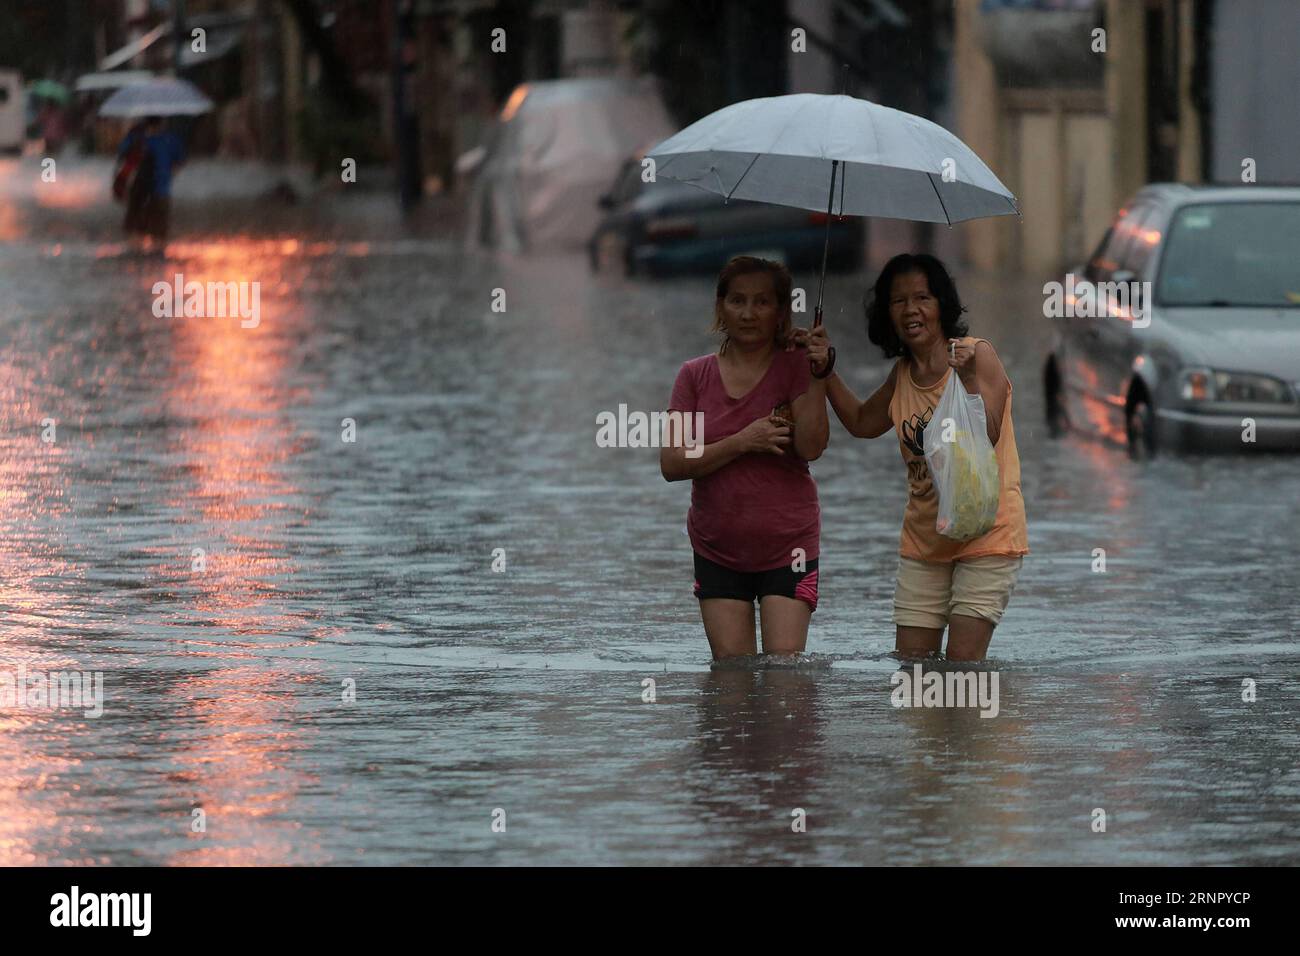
1057;230;1105;433
1066;208;1139;436
1094;203;1160;411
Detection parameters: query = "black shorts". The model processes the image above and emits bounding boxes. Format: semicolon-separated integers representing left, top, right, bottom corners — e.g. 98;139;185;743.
693;552;819;611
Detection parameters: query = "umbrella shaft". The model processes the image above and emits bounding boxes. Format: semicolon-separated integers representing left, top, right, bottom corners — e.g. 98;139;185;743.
815;159;839;328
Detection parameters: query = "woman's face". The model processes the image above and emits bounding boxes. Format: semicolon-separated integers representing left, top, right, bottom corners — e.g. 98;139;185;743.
889;270;942;352
718;271;783;349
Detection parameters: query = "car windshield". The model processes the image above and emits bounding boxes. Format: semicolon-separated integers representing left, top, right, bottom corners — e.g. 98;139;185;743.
1156;201;1300;307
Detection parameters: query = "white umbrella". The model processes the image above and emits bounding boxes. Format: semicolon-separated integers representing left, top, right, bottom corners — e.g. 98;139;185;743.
99;77;213;118
647;93;1019;335
75;70;154;93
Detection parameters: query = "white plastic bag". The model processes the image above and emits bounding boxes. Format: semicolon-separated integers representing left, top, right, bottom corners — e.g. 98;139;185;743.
924;372;1000;541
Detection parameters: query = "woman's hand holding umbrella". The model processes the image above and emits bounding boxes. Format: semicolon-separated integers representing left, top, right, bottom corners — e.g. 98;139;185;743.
787;325;832;377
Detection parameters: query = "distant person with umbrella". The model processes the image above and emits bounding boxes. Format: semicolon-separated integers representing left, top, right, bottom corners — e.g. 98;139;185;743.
101;77;212;244
661;256;831;661
30;82;71;154
37;100;68;153
115;115;185;241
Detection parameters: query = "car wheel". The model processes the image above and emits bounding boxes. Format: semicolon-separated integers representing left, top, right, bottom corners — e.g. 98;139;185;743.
1126;396;1156;460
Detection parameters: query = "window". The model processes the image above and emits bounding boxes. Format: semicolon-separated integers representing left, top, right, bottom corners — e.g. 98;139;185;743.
1087;204;1149;280
1121;207;1162;276
1156;202;1300;308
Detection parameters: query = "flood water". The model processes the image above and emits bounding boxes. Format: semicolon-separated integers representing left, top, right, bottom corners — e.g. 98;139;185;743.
1;157;1297;865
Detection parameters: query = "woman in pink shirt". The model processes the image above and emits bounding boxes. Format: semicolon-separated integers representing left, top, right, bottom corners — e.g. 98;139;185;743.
661;257;832;660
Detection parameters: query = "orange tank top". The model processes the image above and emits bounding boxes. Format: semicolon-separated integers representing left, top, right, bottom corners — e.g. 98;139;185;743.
886;342;1029;562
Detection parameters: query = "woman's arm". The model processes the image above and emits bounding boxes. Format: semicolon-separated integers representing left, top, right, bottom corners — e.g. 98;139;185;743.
791;377;829;460
825;362;898;439
660;416;789;482
660;432;747;482
790;327;831;460
950;338;1009;445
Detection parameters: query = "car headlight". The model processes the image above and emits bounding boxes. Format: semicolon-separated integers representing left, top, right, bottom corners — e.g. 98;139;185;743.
1180;368;1294;404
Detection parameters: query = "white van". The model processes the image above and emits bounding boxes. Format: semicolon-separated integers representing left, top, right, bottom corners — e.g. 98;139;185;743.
0;70;25;154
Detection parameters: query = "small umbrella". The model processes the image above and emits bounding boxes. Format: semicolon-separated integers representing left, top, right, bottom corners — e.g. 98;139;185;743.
99;77;213;119
75;71;154;93
29;79;71;104
646;93;1019;352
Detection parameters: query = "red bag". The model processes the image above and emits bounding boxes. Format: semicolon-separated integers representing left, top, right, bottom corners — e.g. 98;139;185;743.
113;143;143;202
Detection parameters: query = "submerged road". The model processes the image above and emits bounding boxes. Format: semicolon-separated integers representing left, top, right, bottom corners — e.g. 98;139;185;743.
0;156;1296;864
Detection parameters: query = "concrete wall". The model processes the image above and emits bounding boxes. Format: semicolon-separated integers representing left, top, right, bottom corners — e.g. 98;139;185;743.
786;0;835;94
999;93;1113;275
952;0;1158;276
1210;0;1300;183
953;0;1006;272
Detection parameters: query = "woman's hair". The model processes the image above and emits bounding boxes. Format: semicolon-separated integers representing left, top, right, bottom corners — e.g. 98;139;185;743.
864;253;968;359
712;256;793;353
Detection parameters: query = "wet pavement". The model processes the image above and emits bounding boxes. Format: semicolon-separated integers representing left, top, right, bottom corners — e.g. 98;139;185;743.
1;156;1297;865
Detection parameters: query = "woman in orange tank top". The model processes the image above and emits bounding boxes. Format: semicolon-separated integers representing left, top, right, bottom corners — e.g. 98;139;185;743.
794;254;1028;661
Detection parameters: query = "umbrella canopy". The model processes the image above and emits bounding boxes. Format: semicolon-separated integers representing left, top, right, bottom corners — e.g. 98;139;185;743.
99;77;213;118
647;93;1019;339
75;70;154;93
29;79;71;104
646;93;1018;225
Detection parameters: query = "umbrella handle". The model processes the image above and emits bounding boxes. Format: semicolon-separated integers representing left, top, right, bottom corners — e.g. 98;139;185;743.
811;343;836;379
810;159;838;377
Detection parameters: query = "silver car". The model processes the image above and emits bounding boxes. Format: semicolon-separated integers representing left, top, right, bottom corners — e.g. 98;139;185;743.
1044;184;1300;456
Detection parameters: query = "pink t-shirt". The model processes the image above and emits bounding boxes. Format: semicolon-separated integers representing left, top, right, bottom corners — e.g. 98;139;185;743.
669;349;820;572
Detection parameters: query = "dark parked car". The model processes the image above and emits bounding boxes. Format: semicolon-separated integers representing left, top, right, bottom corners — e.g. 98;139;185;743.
589;154;865;277
1044;184;1300;456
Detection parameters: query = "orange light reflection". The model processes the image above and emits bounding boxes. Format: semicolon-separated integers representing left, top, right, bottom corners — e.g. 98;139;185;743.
154;237;323;864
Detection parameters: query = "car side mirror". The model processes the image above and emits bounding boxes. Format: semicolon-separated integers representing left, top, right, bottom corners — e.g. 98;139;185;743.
1107;270;1150;323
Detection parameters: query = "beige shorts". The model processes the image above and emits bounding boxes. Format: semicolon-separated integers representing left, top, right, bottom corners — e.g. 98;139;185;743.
892;555;1023;629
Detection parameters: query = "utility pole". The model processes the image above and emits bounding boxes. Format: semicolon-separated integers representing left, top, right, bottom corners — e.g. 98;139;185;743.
173;0;187;74
64;0;76;80
391;0;422;212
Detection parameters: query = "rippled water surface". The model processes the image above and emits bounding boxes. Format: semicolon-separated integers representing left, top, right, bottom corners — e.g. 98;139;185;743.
1;157;1297;865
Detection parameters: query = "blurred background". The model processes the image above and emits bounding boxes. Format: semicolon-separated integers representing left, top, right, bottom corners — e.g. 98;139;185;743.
2;0;1297;271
